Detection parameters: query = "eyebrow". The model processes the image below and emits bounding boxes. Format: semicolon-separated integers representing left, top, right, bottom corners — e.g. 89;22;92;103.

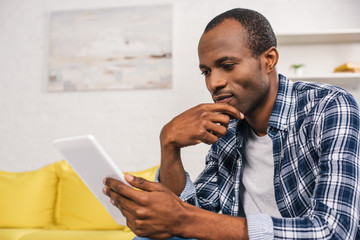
199;56;240;69
215;56;240;65
199;64;208;69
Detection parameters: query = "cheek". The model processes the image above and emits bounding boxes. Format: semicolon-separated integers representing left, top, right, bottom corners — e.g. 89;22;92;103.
232;65;259;89
231;78;267;104
231;75;253;93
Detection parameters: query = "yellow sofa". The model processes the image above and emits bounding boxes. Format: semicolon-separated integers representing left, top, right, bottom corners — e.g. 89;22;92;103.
0;160;159;240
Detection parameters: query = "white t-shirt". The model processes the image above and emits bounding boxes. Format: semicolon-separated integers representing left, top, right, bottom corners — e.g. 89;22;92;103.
240;129;282;218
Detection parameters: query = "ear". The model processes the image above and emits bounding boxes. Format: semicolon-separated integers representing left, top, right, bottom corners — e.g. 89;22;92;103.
263;47;279;73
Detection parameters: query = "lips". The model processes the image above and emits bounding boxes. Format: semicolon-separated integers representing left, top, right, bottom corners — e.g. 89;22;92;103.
213;94;233;103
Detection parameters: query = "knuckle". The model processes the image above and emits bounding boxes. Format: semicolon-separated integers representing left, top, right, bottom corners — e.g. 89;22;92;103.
140;194;150;202
134;208;147;218
137;177;145;185
133;219;145;230
114;183;124;193
223;114;230;122
139;194;151;205
199;119;208;128
197;127;207;137
200;111;210;118
219;126;227;135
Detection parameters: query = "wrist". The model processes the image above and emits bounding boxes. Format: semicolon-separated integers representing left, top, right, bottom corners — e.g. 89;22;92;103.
160;124;173;146
173;203;249;240
171;202;196;238
160;125;180;154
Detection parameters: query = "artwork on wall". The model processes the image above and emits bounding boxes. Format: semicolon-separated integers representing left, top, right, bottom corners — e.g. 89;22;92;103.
48;5;172;91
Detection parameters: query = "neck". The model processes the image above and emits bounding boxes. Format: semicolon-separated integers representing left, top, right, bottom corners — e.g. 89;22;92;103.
245;73;279;136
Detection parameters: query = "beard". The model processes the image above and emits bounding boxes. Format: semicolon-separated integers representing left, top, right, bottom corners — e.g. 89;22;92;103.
238;62;271;117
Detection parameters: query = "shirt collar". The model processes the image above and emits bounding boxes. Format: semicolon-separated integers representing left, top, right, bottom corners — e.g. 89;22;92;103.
267;74;295;132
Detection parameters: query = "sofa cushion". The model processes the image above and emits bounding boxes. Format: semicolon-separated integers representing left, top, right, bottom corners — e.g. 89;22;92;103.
55;160;124;230
130;165;159;182
55;161;158;230
0;163;58;228
17;228;136;240
0;228;42;240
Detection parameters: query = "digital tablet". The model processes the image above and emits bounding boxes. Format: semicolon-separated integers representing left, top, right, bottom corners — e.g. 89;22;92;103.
53;135;130;226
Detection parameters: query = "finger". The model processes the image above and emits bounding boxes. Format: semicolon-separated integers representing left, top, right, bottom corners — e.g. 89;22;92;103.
104;185;149;220
104;177;133;195
210;103;244;119
107;188;139;217
104;177;143;203
104;176;163;203
125;174;163;193
197;128;219;145
125;217;136;234
201;134;219;145
202;112;231;128
205;122;228;138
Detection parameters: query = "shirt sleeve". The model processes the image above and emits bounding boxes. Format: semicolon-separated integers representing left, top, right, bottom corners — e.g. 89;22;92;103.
154;167;197;201
184;151;222;212
272;93;360;239
247;214;274;240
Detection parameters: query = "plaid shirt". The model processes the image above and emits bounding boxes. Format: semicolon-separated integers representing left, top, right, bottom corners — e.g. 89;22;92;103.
180;74;360;239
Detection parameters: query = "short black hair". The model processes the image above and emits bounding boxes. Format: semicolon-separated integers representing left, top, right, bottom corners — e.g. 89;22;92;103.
204;8;277;57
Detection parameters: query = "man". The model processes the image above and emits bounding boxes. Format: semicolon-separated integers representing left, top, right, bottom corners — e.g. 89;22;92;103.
103;8;360;239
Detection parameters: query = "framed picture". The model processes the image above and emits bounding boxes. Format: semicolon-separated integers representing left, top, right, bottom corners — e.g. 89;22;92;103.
48;4;172;91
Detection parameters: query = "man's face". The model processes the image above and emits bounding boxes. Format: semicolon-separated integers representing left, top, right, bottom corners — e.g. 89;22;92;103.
198;19;271;117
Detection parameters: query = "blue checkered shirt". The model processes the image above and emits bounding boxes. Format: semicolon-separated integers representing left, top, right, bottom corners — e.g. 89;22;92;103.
179;74;360;239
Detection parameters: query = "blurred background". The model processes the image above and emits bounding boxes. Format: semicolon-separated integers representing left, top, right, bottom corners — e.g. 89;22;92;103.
0;0;359;181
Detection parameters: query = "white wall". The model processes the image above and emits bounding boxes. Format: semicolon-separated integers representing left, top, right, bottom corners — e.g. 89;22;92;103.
1;0;359;181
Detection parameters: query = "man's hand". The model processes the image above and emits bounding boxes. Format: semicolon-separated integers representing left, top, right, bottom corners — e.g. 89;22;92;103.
103;174;249;240
160;103;244;148
158;103;244;196
103;174;188;239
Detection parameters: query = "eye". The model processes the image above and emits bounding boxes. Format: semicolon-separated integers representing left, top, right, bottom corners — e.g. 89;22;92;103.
200;69;210;76
222;63;235;71
201;70;208;76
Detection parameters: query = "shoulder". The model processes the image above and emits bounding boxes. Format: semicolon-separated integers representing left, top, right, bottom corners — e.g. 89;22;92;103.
292;81;359;114
293;81;356;103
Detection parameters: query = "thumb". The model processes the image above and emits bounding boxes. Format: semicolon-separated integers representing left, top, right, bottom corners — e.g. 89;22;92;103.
125;173;160;192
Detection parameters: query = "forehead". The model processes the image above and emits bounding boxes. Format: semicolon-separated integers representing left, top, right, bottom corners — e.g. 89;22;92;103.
198;19;250;62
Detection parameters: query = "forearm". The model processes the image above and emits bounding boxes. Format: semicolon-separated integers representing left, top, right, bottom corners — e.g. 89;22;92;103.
159;128;186;196
178;203;249;240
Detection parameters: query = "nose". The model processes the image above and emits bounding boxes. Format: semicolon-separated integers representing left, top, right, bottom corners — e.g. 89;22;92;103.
207;72;227;94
